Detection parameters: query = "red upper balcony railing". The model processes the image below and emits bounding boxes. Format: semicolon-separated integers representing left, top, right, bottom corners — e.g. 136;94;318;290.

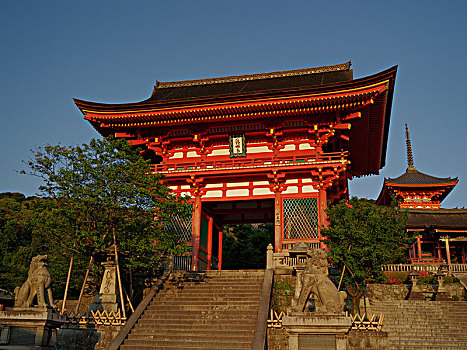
151;151;349;175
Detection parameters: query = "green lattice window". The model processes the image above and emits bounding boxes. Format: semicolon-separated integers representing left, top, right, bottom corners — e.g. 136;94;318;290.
167;208;193;242
283;198;319;239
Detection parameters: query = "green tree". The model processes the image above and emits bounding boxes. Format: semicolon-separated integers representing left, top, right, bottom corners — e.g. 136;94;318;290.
222;224;274;269
21;137;190;299
322;197;410;314
0;193;36;292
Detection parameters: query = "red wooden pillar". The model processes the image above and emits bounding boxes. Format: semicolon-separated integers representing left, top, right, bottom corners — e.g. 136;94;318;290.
191;195;202;271
436;240;442;259
218;230;223;270
461;244;465;264
444;238;452;265
416;235;422;259
274;191;283;253
207;216;213;270
318;188;328;250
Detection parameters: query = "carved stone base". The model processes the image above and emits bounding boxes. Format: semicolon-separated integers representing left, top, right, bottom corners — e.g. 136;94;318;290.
408;291;426;300
282;312;351;350
435;292;453;301
0;307;66;349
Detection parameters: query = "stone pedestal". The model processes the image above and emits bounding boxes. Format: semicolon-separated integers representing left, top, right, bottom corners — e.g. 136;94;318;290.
409;283;426;300
0;307;66;349
435;292;453;301
282;312;351;350
98;261;119;312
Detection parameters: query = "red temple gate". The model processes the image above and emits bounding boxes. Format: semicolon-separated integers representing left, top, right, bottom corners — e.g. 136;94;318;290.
75;62;397;270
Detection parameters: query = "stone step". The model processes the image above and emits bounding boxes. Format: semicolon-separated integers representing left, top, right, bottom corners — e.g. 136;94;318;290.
121;343;251;350
165;289;261;294
166;284;263;290
140;309;258;316
393;335;467;342
392;346;467;350
137;315;259;324
167;282;263;288
120;269;265;349
146;305;259;312
382;318;467;324
137;314;258;322
127;332;253;341
390;340;467;347
152;296;261;302
130;328;255;336
122;338;253;347
368;300;467;350
133;322;256;332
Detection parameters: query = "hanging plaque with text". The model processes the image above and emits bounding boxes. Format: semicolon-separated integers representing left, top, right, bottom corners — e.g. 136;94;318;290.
229;134;246;158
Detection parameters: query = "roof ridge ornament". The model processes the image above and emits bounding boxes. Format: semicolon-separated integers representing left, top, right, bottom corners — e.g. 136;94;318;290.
405;123;417;172
155;62;352;89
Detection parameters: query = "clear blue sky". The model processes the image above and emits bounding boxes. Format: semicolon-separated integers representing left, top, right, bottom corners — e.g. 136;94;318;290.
1;1;466;208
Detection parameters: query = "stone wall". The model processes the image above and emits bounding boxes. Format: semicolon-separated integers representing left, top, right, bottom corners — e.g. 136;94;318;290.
367;284;409;301
346;330;389;350
56;325;99;350
267;329;389;350
94;324;123;350
443;284;465;300
267;328;288;350
367;283;465;301
55;323;123;350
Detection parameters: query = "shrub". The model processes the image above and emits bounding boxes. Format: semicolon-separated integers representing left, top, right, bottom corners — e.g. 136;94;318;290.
382;271;408;284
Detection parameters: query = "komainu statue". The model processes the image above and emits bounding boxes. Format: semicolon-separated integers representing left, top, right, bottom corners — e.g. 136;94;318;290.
291;249;347;314
14;255;54;308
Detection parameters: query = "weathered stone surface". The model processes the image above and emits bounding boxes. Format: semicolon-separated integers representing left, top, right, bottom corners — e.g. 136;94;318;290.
0;307;66;349
443;283;465;299
367;283;464;301
14;255;54;308
346;330;389;350
291;250;346;314
366;284;409;301
282;313;351;350
98;261;119;312
56;324;99;350
267;328;289;350
94;325;123;350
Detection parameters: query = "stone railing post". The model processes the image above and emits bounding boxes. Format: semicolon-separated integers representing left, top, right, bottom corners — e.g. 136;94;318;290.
266;243;273;270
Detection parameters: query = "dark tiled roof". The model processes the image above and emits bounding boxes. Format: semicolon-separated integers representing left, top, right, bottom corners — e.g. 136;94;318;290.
407;209;467;229
386;168;458;186
147;62;353;102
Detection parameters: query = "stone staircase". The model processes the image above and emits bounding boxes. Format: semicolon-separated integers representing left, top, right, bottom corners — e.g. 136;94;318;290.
369;300;467;349
120;269;265;350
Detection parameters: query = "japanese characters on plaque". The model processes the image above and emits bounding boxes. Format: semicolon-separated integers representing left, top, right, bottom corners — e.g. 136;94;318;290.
229;134;246;158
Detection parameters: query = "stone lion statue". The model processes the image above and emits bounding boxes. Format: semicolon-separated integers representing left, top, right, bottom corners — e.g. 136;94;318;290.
14;255;54;308
291;249;347;314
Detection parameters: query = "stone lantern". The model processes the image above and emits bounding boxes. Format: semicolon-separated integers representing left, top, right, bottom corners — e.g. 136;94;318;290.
408;270;419;290
435;270;445;292
435;266;453;301
408;270;425;300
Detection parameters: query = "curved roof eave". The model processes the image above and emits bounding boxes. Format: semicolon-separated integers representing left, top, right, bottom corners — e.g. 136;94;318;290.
73;65;397;114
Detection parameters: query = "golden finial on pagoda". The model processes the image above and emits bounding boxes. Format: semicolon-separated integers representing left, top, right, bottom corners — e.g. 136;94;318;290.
405;123;416;171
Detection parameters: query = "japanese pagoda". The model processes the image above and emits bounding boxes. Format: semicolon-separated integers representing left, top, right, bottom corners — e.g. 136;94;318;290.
377;125;465;264
75;62;397;270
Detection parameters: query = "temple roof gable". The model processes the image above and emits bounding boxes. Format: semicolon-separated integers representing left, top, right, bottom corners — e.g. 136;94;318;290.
148;62;353;102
